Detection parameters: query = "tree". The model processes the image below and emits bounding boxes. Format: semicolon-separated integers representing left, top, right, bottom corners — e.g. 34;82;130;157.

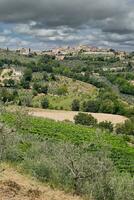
71;99;80;111
23;68;32;82
41;98;49;109
82;100;99;112
99;100;115;114
74;113;97;126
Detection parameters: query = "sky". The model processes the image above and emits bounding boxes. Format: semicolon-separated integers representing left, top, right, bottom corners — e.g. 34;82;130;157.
0;0;134;51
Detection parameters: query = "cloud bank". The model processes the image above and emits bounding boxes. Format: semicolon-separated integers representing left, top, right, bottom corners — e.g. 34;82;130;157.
0;0;133;50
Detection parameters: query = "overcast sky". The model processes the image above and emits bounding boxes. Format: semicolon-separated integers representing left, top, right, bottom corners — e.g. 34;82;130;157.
0;0;134;51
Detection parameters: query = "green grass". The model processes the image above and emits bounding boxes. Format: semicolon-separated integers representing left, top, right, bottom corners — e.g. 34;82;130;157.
1;111;134;175
32;75;97;110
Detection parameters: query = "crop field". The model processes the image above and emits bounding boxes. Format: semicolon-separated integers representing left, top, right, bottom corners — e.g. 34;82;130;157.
1;111;134;175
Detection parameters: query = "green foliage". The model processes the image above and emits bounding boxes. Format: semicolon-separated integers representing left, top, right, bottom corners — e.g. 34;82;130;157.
82;100;99;112
43;72;49;81
0;88;15;103
71;99;80;111
1;112;134;175
23;68;32;82
99;99;115;114
116;119;134;135
3;79;15;88
74;113;97;126
33;83;48;94
1;129;134;200
18;94;33;107
107;73;134;95
98;121;114;132
56;85;68;96
41;97;49;109
20;79;30;89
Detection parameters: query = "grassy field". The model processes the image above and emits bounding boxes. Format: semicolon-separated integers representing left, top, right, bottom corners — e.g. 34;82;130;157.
32;75;97;110
1;111;134;175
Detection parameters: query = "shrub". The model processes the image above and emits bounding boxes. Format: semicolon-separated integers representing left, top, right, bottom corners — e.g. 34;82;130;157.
99;99;115;114
57;85;68;96
43;72;49;81
74;113;97;126
40;85;48;94
98;121;114;132
116;119;134;135
41;98;49;109
0;122;16;160
82;100;99;112
23;68;32;82
0;88;15;103
71;99;80;111
33;83;48;94
3;79;15;87
21;79;30;89
18;95;33;107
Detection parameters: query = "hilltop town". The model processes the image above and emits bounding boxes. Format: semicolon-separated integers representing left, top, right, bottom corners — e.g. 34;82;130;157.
0;44;128;61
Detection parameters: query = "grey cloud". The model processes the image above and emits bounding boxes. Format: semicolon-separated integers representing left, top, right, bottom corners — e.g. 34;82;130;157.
0;0;134;50
0;0;131;27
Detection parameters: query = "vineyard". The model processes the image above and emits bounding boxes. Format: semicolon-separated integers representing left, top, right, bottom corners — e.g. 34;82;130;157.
1;111;134;175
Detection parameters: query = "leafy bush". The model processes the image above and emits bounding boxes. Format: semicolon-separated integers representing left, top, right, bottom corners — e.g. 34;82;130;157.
71;99;80;111
0;88;15;103
116;119;134;135
98;121;114;132
82;100;99;112
33;83;48;94
74;113;97;126
41;98;49;109
99;99;115;114
21;79;30;89
23;68;32;82
56;85;68;96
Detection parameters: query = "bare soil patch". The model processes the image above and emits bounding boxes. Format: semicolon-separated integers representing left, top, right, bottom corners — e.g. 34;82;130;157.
0;165;82;200
29;108;127;125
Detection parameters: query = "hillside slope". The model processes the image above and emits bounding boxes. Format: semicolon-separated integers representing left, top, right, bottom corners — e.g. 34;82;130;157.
0;165;82;200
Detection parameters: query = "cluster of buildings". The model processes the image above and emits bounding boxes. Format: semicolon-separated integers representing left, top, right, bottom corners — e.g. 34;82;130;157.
15;45;127;61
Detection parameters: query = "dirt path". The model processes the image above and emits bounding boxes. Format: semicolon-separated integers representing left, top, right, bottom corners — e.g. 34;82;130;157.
0;164;82;200
29;108;127;125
